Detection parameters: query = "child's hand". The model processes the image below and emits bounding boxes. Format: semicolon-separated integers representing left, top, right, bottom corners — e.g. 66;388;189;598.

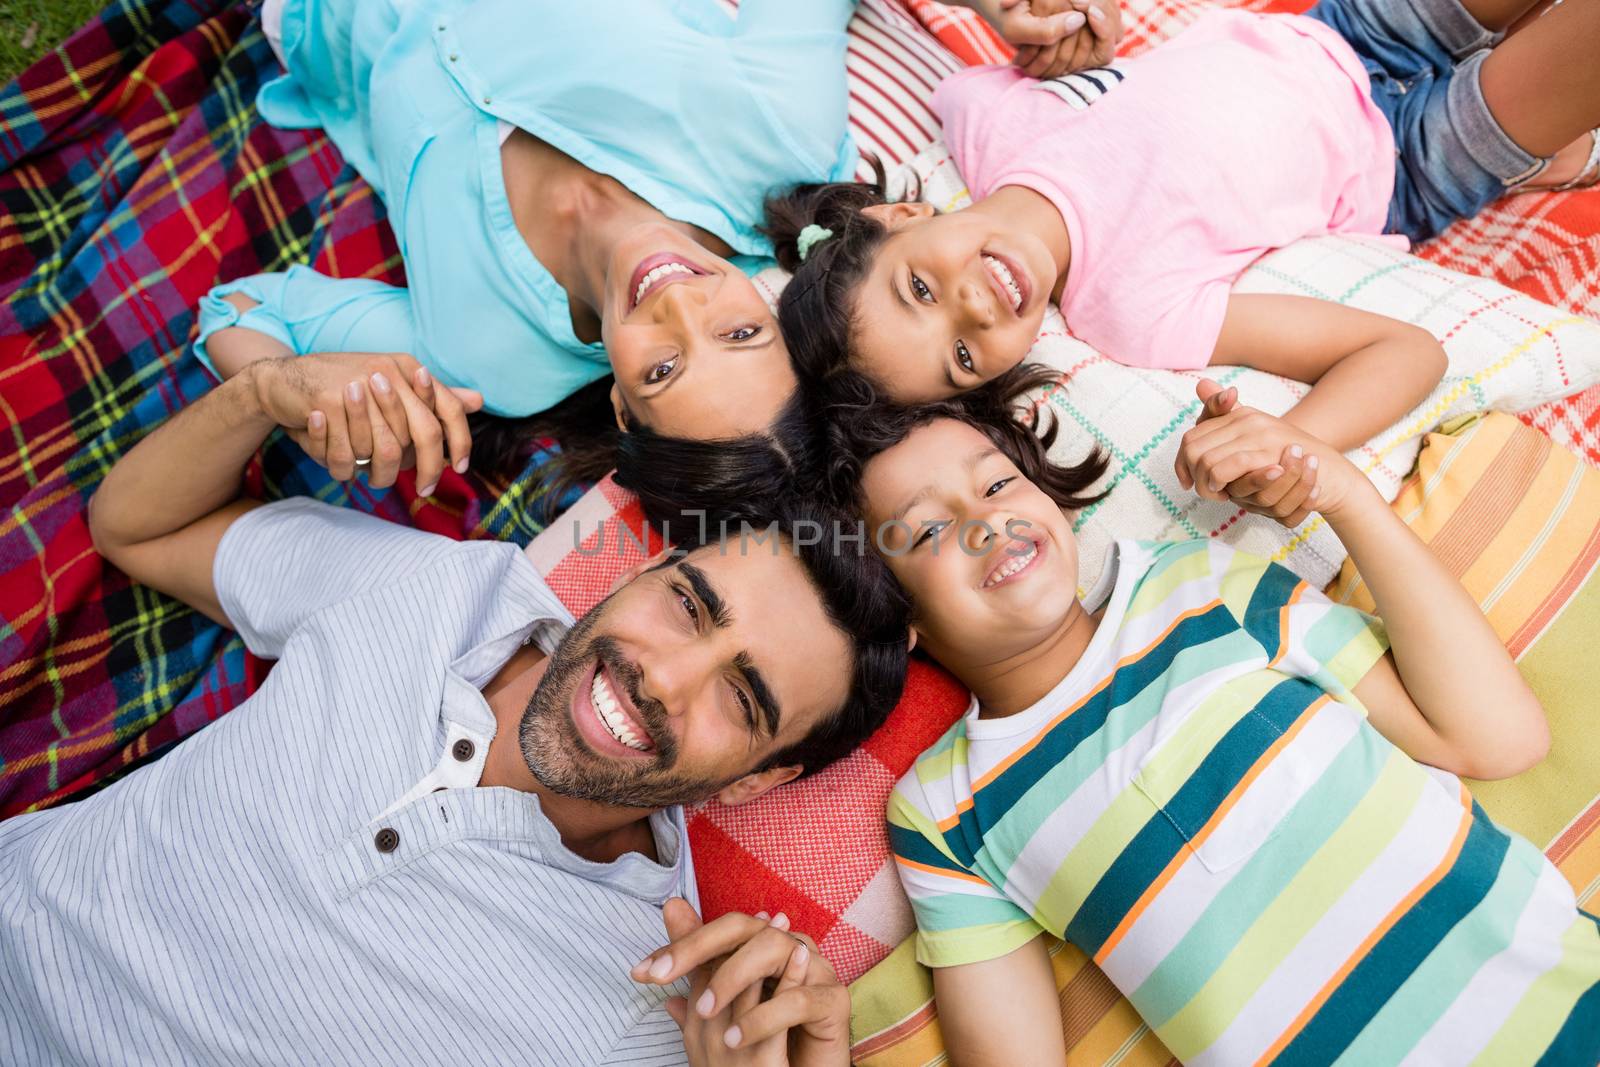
1175;379;1367;522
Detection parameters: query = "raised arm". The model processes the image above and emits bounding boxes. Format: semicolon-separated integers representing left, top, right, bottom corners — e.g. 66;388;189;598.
1176;391;1548;780
1209;293;1448;455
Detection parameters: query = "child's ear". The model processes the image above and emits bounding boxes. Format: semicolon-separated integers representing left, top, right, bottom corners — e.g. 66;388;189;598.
907;626;919;654
862;201;936;231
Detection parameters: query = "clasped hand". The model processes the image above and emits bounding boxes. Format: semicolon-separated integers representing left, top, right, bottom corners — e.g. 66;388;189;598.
251;353;483;496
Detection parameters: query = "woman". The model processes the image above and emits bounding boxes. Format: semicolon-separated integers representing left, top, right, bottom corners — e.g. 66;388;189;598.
200;0;1085;521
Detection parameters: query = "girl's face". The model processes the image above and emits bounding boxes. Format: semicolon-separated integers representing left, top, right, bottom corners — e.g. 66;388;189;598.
602;224;796;440
860;419;1081;671
850;203;1056;404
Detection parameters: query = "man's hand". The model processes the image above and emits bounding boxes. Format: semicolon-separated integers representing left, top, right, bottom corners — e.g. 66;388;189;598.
252;353;482;495
997;0;1121;79
632;900;850;1067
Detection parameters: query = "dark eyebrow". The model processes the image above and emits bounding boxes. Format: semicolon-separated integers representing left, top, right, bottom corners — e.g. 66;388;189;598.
891;447;1002;523
733;650;781;738
678;562;730;628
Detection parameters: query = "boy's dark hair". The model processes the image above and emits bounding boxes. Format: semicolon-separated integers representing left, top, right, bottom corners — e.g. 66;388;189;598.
762;158;899;391
468;379;819;536
822;361;1111;516
697;497;912;780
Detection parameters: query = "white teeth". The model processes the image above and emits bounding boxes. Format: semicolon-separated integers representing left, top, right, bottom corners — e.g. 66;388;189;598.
633;262;695;307
983;254;1023;312
984;541;1038;587
590;670;650;751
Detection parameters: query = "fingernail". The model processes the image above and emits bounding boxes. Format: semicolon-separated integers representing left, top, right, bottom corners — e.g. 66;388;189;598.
416;367;432;387
419;482;437;498
308;411;324;430
345;381;362;403
754;911;769;921
1307;456;1319;471
1265;467;1283;481
370;372;390;395
1289;445;1304;459
1063;11;1086;28
771;913;790;931
1310;486;1321;501
696;990;715;1018
631;957;653;979
648;955;673;981
1209;478;1222;492
792;944;809;968
1087;5;1105;20
723;1026;742;1050
454;456;469;474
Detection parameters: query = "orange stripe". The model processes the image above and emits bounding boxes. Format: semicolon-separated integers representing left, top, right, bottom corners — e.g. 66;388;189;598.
893;855;993;887
1268;581;1308;668
1252;782;1475;1067
934;598;1228;834
1094;696;1329;966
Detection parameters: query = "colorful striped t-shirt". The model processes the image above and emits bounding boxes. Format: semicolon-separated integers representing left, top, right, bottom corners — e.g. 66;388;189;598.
889;539;1600;1065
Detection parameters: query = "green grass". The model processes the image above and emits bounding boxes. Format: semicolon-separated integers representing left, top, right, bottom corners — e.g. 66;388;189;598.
1;0;110;85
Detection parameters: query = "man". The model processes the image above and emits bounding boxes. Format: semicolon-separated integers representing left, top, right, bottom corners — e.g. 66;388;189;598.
0;356;909;1066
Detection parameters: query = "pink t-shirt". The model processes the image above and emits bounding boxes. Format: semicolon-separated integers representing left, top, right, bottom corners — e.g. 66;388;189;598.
932;10;1396;370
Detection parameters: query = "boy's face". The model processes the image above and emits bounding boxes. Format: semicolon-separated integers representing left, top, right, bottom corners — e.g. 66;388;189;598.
860;419;1081;672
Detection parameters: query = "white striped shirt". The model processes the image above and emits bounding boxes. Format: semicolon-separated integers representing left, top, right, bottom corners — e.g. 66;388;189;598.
1;500;696;1066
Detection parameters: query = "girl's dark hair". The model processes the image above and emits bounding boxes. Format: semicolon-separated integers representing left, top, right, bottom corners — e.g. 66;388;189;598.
822;361;1111;516
761;157;900;389
468;377;819;538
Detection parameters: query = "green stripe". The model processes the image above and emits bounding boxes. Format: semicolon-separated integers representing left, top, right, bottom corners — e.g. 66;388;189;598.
1159;748;1427;1058
1332;835;1545;1066
1473;901;1600;1065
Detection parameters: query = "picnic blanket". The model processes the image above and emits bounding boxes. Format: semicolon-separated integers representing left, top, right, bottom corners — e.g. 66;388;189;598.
2;0;1598;860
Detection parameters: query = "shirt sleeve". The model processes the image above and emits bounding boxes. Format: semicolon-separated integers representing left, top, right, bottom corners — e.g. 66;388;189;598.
888;780;1044;969
212;499;463;659
193;266;416;378
1223;552;1390;702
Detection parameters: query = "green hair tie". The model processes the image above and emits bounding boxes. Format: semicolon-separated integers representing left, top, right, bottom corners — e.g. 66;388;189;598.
796;224;834;263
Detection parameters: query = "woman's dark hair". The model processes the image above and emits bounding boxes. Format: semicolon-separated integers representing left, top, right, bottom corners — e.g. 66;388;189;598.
822;361;1111;517
738;496;912;780
469;377;820;539
761;156;900;390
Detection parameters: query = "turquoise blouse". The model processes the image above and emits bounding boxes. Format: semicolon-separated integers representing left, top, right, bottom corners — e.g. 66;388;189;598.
197;0;859;416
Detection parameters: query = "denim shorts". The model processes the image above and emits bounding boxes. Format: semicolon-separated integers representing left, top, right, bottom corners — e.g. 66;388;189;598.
1305;0;1542;243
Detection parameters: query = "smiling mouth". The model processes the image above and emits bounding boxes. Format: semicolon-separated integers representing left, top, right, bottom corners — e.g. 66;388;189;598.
590;665;654;752
983;535;1046;589
629;254;707;312
981;252;1026;315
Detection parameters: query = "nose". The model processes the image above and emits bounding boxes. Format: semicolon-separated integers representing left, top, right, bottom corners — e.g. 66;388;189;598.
962;509;1005;554
634;637;718;721
957;276;996;331
651;276;711;333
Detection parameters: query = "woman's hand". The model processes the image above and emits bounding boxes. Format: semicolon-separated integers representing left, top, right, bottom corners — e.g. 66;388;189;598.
632;900;850;1067
252;353;482;495
997;0;1121;79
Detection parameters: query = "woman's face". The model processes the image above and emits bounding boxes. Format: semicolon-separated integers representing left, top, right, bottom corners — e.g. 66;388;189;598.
859;418;1081;672
850;203;1055;404
602;225;796;440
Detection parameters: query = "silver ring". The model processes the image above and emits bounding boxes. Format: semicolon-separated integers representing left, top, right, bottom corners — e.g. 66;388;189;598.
353;457;372;468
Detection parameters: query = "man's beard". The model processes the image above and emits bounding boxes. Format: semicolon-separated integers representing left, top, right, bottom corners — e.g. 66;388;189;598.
519;603;743;809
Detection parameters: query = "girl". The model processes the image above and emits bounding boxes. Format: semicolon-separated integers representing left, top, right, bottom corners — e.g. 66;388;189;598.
197;0;1093;513
767;0;1600;457
835;384;1598;1064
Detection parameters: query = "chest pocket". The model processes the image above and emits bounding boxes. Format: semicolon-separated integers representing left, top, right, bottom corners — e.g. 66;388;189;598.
1132;680;1334;875
1031;65;1127;111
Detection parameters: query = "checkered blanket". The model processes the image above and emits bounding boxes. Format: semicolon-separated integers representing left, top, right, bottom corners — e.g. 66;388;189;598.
0;0;575;815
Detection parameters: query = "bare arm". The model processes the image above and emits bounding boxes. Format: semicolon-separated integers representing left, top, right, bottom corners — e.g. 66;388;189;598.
1210;294;1447;454
1180;390;1549;780
932;937;1069;1067
86;368;279;625
207;293;294;379
1327;479;1549;780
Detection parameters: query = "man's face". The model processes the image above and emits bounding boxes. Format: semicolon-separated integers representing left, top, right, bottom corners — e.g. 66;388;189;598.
519;541;853;809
